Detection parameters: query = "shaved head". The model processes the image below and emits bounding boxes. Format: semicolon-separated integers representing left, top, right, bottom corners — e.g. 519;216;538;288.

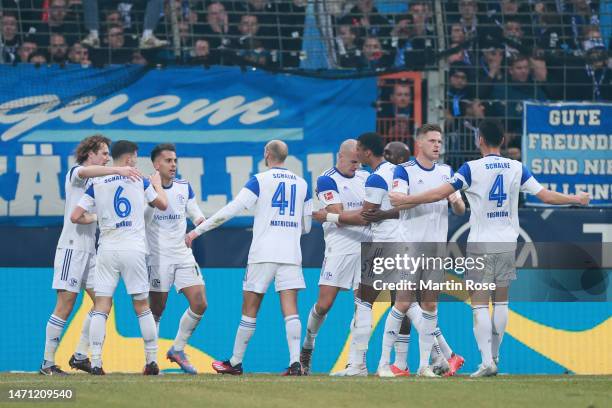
384;141;411;165
264;139;288;164
339;139;357;155
336;139;359;177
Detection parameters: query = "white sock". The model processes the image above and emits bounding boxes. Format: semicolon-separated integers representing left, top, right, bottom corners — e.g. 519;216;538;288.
137;309;158;364
230;316;256;366
90;29;98;38
303;305;326;350
418;310;437;369
43;314;66;367
89;311;108;368
347;317;356;365
284;314;301;365
379;306;404;367
433;327;453;360
349;298;372;367
174;308;203;351
491;302;509;361
394;334;410;370
143;29;153;39
406;303;423;331
74;310;93;358
431;340;443;361
153;314;160;337
472;306;493;366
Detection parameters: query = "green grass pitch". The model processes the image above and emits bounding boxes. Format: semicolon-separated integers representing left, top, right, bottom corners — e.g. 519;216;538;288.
0;374;610;408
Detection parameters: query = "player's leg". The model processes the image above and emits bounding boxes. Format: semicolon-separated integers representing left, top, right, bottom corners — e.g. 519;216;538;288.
148;291;168;334
275;264;306;375
213;263;271;375
378;286;413;376
348;283;378;371
491;286;509;366
148;264;173;333
393;314;411;373
70;252;99;373
469;288;495;377
167;277;207;374
300;284;340;374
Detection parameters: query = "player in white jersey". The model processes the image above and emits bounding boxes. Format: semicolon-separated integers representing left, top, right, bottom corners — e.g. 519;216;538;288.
71;140;169;375
40;135;142;375
389;119;589;377
145;144;207;374
297;139;372;375
185;140;313;376
377;124;466;378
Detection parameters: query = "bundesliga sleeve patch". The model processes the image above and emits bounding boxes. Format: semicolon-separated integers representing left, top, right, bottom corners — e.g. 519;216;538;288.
324;191;334;201
393;180;399;188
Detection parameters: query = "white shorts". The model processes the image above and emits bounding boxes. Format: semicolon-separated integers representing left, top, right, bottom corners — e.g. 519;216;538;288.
319;254;361;290
360;242;410;288
95;249;149;296
52;248;96;293
243;263;305;294
148;263;204;293
466;251;516;288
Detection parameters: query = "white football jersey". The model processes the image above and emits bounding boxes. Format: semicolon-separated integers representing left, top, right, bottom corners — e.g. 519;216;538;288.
317;167;372;255
392;160;454;242
57;165;97;253
145;179;204;266
450;154;543;252
239;167;312;265
78;175;158;253
364;161;399;242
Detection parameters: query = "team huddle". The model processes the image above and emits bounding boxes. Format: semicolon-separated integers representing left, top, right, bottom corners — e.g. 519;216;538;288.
40;120;589;377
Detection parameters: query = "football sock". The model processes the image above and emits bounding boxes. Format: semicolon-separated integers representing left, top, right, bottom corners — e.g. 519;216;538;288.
433;327;453;360
174;308;203;351
472;306;493;366
74;310;93;358
230;316;256;366
43;314;66;367
137;309;158;364
284;314;301;365
89;311;108;368
349;298;372;367
393;334;410;371
303;305;326;350
406;303;423;331
491;302;509;361
380;307;404;367
418;310;437;369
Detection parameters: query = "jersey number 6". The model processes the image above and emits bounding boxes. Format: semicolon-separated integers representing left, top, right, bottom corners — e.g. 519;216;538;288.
114;186;132;218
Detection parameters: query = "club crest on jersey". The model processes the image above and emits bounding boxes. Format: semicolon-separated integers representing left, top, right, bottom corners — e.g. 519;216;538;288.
324;191;334;201
152;279;161;288
69;278;78;287
176;193;186;205
442;175;449;182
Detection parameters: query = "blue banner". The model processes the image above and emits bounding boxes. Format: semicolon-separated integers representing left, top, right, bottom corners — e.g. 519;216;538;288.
0;65;377;225
522;101;612;207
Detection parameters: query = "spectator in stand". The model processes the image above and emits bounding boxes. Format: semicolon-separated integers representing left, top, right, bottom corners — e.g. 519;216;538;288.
90;24;132;65
29;51;48;64
491;54;547;132
380;81;413;119
477;41;505;99
446;23;476;66
532;0;572;54
68;42;91;65
32;0;80;47
1;13;20;63
565;27;612;101
530;55;563;100
446;62;475;120
503;17;530;58
48;33;69;63
390;13;431;69
410;1;434;39
278;0;307;67
343;0;392;43
81;0;168;49
190;38;216;65
200;1;232;63
17;41;39;63
336;24;361;68
565;0;600;51
359;36;392;69
233;14;274;66
456;0;479;42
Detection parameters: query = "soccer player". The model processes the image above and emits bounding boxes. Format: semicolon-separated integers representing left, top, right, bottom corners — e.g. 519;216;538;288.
389;119;590;377
298;139;372;375
377;124;465;378
71;140;168;375
40;135;141;375
185;140;312;375
146;144;207;374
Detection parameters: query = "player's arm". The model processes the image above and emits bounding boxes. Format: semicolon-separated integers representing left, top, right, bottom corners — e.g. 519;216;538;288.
390;184;456;208
77;165;142;181
314;175;368;226
363;165;413;221
185;183;205;225
358;173;396;221
520;165;590;205
185;176;259;247
302;187;313;234
147;171;168;211
448;191;466;215
70;185;96;224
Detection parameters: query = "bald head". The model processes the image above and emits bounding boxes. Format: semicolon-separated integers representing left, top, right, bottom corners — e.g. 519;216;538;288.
384;141;411;165
264;139;288;166
336;139;359;177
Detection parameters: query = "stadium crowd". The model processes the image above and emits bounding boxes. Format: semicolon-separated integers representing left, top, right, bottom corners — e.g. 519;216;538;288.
1;0;610;162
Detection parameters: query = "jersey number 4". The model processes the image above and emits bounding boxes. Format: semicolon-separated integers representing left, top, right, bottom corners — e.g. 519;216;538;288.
271;182;297;216
488;175;507;207
114;186;132;217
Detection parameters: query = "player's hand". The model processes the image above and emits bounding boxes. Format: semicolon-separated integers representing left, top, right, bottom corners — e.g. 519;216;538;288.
447;191;461;204
185;230;199;248
149;171;162;187
117;166;142;182
313;209;328;223
577;191;590;206
389;192;407;207
361;208;386;222
194;217;205;226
